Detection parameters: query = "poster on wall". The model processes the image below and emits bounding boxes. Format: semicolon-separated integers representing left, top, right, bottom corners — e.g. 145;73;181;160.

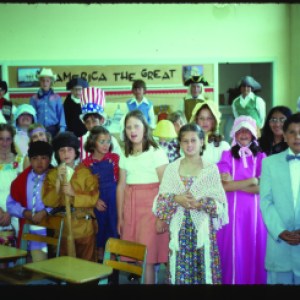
17;67;41;88
182;65;209;86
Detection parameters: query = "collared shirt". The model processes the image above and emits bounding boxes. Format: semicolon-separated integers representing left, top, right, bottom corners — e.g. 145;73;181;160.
30;90;66;131
287;148;300;208
232;91;266;128
6;170;51;218
125;97;156;129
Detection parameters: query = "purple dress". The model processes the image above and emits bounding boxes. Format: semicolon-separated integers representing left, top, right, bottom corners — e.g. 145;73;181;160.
217;150;267;284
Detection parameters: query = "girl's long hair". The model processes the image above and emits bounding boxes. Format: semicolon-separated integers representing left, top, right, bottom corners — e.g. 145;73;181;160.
123;110;158;157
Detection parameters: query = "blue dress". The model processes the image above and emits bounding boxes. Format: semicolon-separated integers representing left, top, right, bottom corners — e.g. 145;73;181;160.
84;154;119;247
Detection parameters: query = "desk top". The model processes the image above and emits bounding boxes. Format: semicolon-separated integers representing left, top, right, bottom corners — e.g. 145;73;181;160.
24;256;113;284
0;244;27;260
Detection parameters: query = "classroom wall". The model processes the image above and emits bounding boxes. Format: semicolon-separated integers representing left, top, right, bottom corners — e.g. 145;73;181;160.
0;3;298;111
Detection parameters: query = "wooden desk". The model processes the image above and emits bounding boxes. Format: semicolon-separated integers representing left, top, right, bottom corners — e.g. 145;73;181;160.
0;244;27;261
23;256;113;284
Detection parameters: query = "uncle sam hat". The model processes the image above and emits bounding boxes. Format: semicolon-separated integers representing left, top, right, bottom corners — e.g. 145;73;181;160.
80;87;106;122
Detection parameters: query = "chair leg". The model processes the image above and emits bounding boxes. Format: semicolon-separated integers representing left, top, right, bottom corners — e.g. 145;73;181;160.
108;269;119;285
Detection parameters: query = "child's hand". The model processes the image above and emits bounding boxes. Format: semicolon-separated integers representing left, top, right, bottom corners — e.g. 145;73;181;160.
155;218;168;234
175;192;196;209
0;210;11;226
220;172;232;182
32;210;47;224
57;164;67;182
61;182;75;196
95;199;107;212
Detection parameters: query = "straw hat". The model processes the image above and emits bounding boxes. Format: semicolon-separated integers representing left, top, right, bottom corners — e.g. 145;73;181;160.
153;119;178;139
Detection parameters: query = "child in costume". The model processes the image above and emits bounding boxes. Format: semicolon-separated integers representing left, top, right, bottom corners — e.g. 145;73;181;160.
79;87;122;160
13;103;37;156
29;68;66;138
232;75;266;131
260;113;300;285
82;125;119;263
7;141;53;262
117;109;169;284
64;78;89;138
190;100;230;164
217;115;267;284
42;131;99;261
153;123;228;284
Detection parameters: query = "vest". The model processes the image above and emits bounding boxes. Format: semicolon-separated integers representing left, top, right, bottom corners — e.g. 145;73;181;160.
234;95;260;126
184;98;205;122
10;166;32;247
127;100;152;124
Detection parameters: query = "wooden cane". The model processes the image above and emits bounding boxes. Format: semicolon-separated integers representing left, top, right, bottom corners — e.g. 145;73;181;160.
62;164;76;257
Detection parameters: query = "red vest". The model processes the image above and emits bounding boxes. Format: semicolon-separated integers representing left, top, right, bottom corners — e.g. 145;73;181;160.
10;166;32;247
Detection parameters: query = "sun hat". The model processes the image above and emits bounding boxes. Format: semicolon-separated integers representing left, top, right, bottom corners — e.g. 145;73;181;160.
153;119;178;139
36;68;57;81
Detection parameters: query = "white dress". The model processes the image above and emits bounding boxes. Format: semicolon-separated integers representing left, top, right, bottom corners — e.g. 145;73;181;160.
0;154;24;235
202;140;230;164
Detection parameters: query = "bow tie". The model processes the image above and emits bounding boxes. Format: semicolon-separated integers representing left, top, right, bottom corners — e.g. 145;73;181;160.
286;154;300;161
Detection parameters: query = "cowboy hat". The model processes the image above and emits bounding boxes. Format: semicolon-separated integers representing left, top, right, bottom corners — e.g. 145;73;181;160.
36;68;57;81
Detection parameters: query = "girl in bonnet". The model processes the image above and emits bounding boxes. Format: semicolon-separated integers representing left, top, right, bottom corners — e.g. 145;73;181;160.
190;100;230;164
217;115;267;284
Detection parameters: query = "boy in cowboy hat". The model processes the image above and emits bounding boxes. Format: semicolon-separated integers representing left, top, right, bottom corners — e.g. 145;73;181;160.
29;68;66;138
232;75;266;131
0;80;15;124
79;87;122;160
64;78;89;138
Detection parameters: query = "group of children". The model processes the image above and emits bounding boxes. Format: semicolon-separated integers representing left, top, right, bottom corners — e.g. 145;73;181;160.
0;69;300;286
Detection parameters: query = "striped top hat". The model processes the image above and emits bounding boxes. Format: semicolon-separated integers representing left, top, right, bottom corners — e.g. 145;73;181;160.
80;87;106;121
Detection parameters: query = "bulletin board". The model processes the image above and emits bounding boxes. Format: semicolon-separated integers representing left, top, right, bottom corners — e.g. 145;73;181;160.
8;64;214;89
7;64;215;116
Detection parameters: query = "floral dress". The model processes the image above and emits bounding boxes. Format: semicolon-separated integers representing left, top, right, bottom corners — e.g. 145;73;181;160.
156;175;222;284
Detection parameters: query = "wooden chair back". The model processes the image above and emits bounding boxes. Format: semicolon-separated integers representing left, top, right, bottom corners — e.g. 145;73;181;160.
20;215;64;260
99;237;147;284
0;215;64;285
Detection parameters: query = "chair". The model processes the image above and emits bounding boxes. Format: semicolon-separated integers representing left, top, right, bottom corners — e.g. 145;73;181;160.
0;215;64;285
98;237;147;285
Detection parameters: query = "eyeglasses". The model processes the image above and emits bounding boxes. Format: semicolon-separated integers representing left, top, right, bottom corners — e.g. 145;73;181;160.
269;117;287;124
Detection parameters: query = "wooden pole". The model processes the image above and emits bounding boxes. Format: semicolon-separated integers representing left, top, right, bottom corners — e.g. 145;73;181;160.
62;164;76;257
